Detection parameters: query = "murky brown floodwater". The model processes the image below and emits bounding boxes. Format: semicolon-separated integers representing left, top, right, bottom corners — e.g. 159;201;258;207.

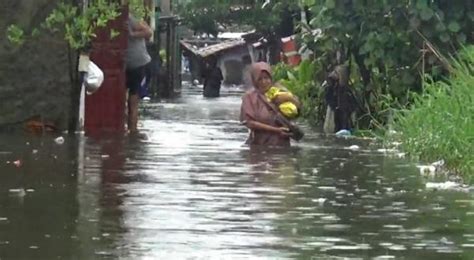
1;83;473;259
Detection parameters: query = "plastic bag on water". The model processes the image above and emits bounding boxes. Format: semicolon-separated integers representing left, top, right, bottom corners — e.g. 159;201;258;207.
85;61;104;95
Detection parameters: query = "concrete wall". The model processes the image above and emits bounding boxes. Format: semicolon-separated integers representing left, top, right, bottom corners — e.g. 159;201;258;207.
160;0;171;15
0;0;72;130
218;46;251;85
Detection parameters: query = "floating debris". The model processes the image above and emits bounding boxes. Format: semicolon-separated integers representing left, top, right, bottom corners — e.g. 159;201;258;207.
391;141;402;147
440;237;454;245
348;145;360;151
417;165;436;175
425;181;462;190
335;129;351;137
9;189;26;197
417;160;446;176
431;160;445;168
13;160;22;167
396;152;406;158
54;136;65;145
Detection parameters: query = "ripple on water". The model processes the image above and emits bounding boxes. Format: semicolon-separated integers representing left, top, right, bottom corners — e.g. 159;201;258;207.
373;256;396;260
1;88;473;260
321;244;372;251
322;224;352;231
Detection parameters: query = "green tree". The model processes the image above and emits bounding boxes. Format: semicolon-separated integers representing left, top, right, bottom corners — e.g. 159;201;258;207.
176;0;305;35
176;0;303;63
300;0;473;128
7;0;120;50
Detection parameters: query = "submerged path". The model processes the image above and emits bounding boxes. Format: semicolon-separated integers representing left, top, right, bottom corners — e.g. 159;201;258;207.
0;83;473;259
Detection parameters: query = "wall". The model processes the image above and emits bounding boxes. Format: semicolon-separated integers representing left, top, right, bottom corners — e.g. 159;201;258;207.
218;46;251;85
0;0;72;130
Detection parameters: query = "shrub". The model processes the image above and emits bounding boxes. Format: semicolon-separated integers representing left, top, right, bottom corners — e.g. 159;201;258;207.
390;46;474;178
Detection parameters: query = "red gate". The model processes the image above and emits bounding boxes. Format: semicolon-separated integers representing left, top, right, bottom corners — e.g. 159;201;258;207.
85;7;128;135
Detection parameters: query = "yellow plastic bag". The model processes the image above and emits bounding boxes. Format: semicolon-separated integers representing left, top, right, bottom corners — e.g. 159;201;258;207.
265;86;299;119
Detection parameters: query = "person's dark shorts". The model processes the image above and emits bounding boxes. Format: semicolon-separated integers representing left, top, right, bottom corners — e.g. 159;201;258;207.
126;65;146;95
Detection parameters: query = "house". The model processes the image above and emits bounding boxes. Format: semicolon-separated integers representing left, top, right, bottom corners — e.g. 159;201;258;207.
180;35;252;86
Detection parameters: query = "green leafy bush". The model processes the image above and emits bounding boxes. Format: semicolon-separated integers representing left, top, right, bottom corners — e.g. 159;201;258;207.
6;1;121;50
300;0;473;129
273;60;325;125
390;46;474;178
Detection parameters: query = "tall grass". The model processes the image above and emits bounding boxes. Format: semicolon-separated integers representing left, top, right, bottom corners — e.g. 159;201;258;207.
390;46;474;178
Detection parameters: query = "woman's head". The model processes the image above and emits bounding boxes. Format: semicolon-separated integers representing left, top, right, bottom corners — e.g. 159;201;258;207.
251;62;273;93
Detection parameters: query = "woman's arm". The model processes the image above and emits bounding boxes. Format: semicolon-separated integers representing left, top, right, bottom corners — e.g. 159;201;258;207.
244;120;291;137
241;92;291;137
130;20;152;40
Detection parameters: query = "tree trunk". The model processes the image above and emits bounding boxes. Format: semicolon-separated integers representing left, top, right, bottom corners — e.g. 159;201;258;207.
353;50;371;100
67;45;81;133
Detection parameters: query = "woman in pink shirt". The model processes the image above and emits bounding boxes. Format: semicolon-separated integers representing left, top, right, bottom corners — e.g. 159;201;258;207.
240;62;301;146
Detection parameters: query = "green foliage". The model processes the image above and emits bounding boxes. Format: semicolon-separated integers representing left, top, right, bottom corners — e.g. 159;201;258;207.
273;61;325;125
176;0;300;36
53;1;120;49
272;62;294;82
6;0;121;50
129;0;152;20
6;25;25;45
159;49;167;64
389;46;474;178
299;0;473;129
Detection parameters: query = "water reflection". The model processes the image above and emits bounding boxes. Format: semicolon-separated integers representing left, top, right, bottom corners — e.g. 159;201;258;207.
0;134;79;259
0;85;473;259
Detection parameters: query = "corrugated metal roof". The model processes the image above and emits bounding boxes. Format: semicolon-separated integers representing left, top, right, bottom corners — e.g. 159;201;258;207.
180;39;246;58
217;32;248;39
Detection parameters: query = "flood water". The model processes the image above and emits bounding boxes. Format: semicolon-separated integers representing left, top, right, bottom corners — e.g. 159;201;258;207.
1;84;473;259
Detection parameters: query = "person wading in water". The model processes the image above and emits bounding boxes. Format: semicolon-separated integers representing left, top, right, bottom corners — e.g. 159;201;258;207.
202;57;223;98
323;65;358;134
240;62;303;146
125;13;152;135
